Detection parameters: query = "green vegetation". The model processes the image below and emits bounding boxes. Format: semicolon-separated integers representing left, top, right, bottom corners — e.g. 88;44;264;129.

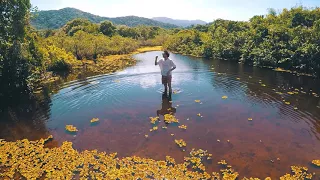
2;0;320;97
31;7;178;29
1;1;170;91
164;7;320;77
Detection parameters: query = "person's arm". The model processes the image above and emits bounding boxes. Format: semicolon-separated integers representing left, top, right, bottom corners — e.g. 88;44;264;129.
167;61;176;75
155;56;158;66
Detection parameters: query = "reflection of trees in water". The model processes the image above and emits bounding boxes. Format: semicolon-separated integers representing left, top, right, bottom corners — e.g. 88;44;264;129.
209;59;320;137
0;86;52;141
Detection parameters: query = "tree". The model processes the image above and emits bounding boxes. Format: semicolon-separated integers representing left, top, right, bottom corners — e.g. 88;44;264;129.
99;20;116;37
0;0;34;90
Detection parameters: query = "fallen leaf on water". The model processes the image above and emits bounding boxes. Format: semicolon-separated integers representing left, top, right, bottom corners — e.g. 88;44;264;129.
175;139;187;147
248;118;253;121
65;125;78;132
218;160;227;165
294;107;298;110
195;100;201;103
197;113;201;117
149;116;160;124
217;139;220;142
90;118;99;123
145;135;149;138
164;114;179;124
162;126;167;129
312;160;320;167
285;102;291;105
222;96;228;99
171;134;175;136
227;140;230;143
287;92;295;95
178;125;187;130
152;126;158;131
236;78;241;80
261;84;266;87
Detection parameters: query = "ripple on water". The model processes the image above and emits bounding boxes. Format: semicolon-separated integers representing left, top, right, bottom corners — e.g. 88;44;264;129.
6;51;320;178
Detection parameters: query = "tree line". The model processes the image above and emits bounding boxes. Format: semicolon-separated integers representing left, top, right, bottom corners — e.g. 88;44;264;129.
1;1;320;96
0;0;173;92
164;7;320;77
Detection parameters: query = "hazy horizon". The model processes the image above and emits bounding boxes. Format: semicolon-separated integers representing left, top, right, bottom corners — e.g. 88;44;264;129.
31;0;320;22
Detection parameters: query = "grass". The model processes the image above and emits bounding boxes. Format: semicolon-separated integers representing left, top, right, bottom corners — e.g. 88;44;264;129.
41;46;163;85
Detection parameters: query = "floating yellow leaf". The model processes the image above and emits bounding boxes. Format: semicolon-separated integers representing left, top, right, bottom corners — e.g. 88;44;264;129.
218;160;227;165
175;139;187;147
287;92;294;95
248;118;253;121
312;160;320;167
65;125;78;132
164;114;179;124
285;102;291;105
294;107;298;110
195;100;201;103
90;118;99;123
261;84;266;87
222;96;228;99
178;125;187;130
236;78;241;80
149;116;159;124
152;126;158;131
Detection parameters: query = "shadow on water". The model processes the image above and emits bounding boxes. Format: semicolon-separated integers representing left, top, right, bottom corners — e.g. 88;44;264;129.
0;85;52;141
1;51;320;178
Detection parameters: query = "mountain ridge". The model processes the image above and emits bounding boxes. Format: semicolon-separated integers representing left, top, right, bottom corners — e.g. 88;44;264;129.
152;17;207;27
30;7;179;29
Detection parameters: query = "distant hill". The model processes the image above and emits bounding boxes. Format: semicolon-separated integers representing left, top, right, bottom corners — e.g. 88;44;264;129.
31;8;179;29
152;17;207;27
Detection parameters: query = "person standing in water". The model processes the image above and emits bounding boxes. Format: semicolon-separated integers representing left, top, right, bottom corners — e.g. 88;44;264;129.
155;50;176;93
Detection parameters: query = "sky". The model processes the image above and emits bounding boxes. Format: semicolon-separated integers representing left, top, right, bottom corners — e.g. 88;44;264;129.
30;0;320;22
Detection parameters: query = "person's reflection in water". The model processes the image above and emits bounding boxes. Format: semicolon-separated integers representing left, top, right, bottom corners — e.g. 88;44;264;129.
157;92;176;124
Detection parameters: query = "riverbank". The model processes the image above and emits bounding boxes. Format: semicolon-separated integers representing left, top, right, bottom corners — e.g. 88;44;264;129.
41;46;163;85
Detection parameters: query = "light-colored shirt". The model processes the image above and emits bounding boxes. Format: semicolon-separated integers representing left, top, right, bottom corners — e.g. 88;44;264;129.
158;58;176;76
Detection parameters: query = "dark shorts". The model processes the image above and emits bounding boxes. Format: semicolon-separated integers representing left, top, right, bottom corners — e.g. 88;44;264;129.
162;75;172;84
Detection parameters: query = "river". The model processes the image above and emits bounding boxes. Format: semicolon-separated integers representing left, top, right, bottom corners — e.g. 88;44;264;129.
1;51;320;178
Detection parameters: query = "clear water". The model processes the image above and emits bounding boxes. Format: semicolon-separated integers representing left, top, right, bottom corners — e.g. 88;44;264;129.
1;51;320;178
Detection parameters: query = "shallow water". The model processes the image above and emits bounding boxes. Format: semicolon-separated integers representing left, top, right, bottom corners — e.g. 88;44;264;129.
1;51;320;178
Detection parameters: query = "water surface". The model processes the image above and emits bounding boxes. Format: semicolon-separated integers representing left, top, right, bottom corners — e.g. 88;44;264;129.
1;51;320;178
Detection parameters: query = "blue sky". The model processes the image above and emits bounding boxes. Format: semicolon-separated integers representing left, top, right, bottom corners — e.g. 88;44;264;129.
30;0;320;22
